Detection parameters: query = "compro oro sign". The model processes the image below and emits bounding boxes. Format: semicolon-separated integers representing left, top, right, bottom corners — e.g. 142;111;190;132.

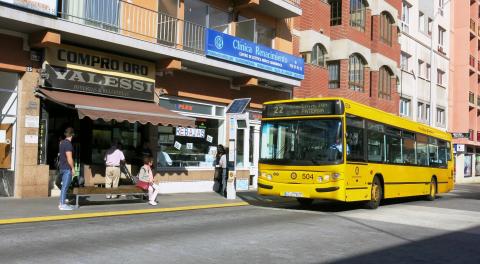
205;29;304;80
0;0;57;15
42;45;156;101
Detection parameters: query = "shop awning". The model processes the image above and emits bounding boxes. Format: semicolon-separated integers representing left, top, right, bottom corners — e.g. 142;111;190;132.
36;89;195;127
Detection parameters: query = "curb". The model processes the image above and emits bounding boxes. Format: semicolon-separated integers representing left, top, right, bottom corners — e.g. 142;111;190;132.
0;202;249;225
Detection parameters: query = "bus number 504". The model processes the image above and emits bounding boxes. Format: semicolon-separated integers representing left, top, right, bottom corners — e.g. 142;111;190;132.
302;173;313;180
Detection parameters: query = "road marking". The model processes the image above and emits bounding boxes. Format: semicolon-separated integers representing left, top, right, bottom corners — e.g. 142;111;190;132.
0;202;249;225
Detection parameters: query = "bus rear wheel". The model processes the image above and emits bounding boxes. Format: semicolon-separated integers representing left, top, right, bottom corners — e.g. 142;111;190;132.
365;177;382;209
426;178;437;201
296;198;314;206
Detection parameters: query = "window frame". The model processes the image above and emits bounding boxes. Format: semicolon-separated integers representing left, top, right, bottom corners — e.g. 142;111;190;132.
349;54;366;92
329;0;342;26
378;66;393;100
380;12;393;46
350;0;367;32
328;60;341;89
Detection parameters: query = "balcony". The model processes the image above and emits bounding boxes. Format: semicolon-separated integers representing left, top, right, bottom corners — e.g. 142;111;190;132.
469;92;475;105
470;55;476;68
242;0;303;18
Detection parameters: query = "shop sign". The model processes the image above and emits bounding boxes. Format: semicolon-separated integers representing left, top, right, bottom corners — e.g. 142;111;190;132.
205;29;304;80
42;45;156;101
159;99;213;115
175;127;205;138
0;0;57;15
454;144;465;152
451;132;470;139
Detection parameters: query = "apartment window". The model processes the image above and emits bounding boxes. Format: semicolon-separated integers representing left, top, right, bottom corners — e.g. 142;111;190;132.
418;60;424;78
400;98;411;116
401;1;411;32
378;66;393;100
417;102;424;120
426;64;431;80
436;108;445;126
256;23;275;48
350;0;367;31
417;102;430;122
311;44;327;67
349;54;366;91
438;26;446;50
401;52;410;71
428;18;433;36
437;69;445;86
419;12;425;32
328;61;340;89
329;0;342;26
380;12;394;45
82;0;120;31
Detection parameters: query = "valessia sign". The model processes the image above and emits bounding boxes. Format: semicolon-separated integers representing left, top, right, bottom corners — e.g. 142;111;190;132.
42;45;155;101
205;29;304;80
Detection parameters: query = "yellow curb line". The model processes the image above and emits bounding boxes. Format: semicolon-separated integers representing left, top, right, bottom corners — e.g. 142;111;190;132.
0;202;249;225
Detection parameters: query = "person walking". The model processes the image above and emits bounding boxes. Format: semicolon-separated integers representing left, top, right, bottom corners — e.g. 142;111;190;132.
58;127;75;210
104;140;125;199
136;156;159;205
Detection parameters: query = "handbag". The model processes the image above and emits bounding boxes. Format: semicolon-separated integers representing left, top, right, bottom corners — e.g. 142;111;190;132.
136;180;149;191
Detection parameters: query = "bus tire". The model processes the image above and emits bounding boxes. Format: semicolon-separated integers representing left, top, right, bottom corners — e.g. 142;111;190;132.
296;198;314;206
365;176;383;209
426;177;437;201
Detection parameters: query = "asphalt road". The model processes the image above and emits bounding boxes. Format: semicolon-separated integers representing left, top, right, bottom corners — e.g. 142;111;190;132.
1;184;479;264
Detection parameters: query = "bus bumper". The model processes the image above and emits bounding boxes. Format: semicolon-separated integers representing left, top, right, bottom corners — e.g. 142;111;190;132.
257;179;346;201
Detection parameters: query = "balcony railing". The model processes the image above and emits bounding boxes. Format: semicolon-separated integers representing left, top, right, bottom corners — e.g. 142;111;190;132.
283;0;301;6
60;0;217;55
471;19;476;33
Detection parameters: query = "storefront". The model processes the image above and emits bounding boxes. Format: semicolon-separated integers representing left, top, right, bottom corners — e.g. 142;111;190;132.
453;143;480;183
37;44;196;194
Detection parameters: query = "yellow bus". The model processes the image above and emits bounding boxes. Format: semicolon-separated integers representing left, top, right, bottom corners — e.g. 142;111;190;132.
257;97;454;209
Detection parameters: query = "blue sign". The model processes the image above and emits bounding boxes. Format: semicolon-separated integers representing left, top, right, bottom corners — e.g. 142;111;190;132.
205;29;304;80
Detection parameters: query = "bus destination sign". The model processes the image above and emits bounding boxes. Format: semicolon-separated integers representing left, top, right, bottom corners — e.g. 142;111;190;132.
263;100;343;118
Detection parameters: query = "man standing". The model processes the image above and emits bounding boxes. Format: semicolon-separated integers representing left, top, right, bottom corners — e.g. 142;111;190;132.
104;140;125;198
58;127;75;210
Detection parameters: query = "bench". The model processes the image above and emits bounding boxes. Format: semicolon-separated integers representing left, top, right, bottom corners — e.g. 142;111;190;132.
72;186;147;208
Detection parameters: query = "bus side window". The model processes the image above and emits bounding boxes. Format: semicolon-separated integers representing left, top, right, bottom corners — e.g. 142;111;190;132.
401;131;416;165
438;140;448;167
346;116;365;161
416;134;429;166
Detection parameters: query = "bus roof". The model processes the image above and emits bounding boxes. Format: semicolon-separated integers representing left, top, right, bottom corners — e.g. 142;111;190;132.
263;97;452;141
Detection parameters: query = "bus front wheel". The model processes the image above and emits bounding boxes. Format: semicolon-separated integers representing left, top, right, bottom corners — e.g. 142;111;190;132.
365;177;383;209
296;198;314;206
426;177;437;201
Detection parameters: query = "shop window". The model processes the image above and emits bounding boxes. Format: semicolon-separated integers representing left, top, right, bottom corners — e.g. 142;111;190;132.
156;119;220;168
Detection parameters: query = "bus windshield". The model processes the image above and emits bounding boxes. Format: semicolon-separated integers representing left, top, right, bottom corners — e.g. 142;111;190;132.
260;118;343;165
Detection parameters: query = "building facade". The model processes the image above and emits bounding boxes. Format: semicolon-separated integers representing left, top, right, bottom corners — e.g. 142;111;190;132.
451;0;480;183
293;0;401;114
398;0;450;131
0;0;303;197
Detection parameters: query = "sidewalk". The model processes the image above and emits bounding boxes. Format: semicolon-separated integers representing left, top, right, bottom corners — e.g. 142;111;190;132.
0;192;252;225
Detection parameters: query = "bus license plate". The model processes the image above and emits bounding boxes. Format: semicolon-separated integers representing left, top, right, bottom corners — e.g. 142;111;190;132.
284;192;303;198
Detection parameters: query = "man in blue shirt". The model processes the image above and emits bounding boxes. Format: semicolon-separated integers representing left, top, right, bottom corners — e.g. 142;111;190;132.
58;127;75;210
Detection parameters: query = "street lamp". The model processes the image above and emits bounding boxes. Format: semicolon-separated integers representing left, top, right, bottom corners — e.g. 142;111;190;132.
429;0;450;127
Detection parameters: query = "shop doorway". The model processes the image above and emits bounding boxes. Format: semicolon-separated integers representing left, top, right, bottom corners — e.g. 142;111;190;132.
248;124;260;187
0;71;18;197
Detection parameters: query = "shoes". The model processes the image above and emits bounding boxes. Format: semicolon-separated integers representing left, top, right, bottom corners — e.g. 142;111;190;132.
148;201;158;206
58;204;74;211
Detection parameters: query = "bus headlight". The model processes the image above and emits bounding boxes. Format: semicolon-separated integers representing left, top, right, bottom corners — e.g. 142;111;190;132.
317;176;323;182
332;173;341;181
267;174;272;180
